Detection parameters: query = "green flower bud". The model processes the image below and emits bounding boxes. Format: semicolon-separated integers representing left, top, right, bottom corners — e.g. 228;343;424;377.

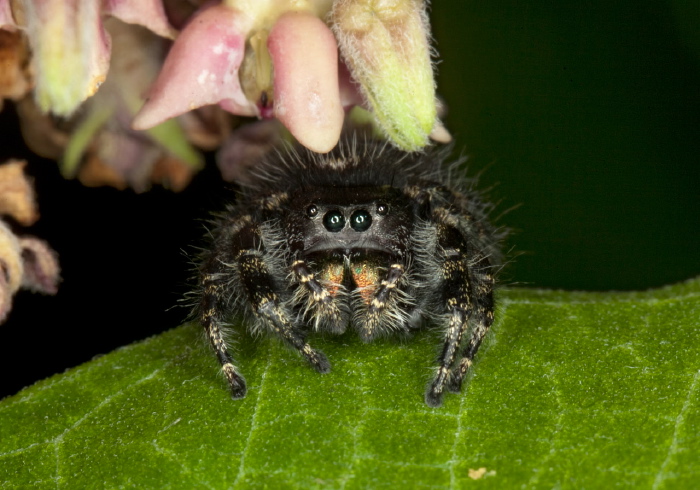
332;0;437;151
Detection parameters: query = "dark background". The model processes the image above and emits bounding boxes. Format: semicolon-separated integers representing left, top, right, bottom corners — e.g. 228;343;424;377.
1;0;698;399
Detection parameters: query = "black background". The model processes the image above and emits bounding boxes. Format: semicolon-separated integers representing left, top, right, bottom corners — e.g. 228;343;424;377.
1;0;699;399
0;104;229;399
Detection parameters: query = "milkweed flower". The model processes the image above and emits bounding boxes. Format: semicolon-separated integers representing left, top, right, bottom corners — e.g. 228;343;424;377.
0;160;60;324
1;0;447;191
1;1;213;191
1;0;176;116
133;0;446;152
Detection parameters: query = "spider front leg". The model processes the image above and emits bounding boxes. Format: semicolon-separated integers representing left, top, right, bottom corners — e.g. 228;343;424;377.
234;228;330;374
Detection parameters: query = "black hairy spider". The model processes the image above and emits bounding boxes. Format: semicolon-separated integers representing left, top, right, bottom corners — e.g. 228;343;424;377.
194;137;503;407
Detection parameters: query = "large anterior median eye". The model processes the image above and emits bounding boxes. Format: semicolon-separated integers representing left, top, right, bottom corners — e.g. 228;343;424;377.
323;210;345;232
350;209;372;232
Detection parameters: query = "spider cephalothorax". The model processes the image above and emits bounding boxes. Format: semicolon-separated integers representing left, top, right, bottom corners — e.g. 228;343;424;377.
195;138;503;407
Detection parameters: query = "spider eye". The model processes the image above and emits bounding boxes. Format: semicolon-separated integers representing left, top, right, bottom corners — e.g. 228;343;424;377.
376;203;389;215
306;204;318;217
323;210;345;232
350;210;372;232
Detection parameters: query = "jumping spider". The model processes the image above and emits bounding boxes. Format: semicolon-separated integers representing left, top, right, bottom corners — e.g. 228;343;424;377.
195;138;503;407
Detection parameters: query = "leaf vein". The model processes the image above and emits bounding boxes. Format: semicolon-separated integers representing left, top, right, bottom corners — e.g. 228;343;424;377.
339;360;366;490
652;369;700;490
52;366;164;489
232;345;272;489
0;442;48;459
501;292;700;307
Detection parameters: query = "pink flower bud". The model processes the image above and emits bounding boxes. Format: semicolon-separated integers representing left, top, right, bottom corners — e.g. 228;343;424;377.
133;4;256;130
103;0;177;39
0;0;15;29
268;11;344;153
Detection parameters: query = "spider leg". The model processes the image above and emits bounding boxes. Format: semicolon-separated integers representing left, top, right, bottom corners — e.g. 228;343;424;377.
199;257;247;399
446;253;494;393
406;184;497;407
291;258;348;333
425;224;474;407
198;221;329;399
234;225;330;374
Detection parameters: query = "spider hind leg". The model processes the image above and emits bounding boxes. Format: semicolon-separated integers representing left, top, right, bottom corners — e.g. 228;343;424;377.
424;218;495;407
447;257;495;393
199;268;247;399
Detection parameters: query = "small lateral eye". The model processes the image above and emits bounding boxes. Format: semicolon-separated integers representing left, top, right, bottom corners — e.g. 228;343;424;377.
306;204;318;218
323;210;345;232
376;203;389;216
350;209;372;232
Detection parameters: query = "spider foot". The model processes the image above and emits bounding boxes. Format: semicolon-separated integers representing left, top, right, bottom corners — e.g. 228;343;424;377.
446;375;463;394
303;345;331;374
223;363;247;399
230;383;247;400
425;384;444;408
446;357;472;393
426;367;452;407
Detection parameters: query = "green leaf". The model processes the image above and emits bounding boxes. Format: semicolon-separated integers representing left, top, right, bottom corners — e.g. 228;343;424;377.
2;278;699;488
